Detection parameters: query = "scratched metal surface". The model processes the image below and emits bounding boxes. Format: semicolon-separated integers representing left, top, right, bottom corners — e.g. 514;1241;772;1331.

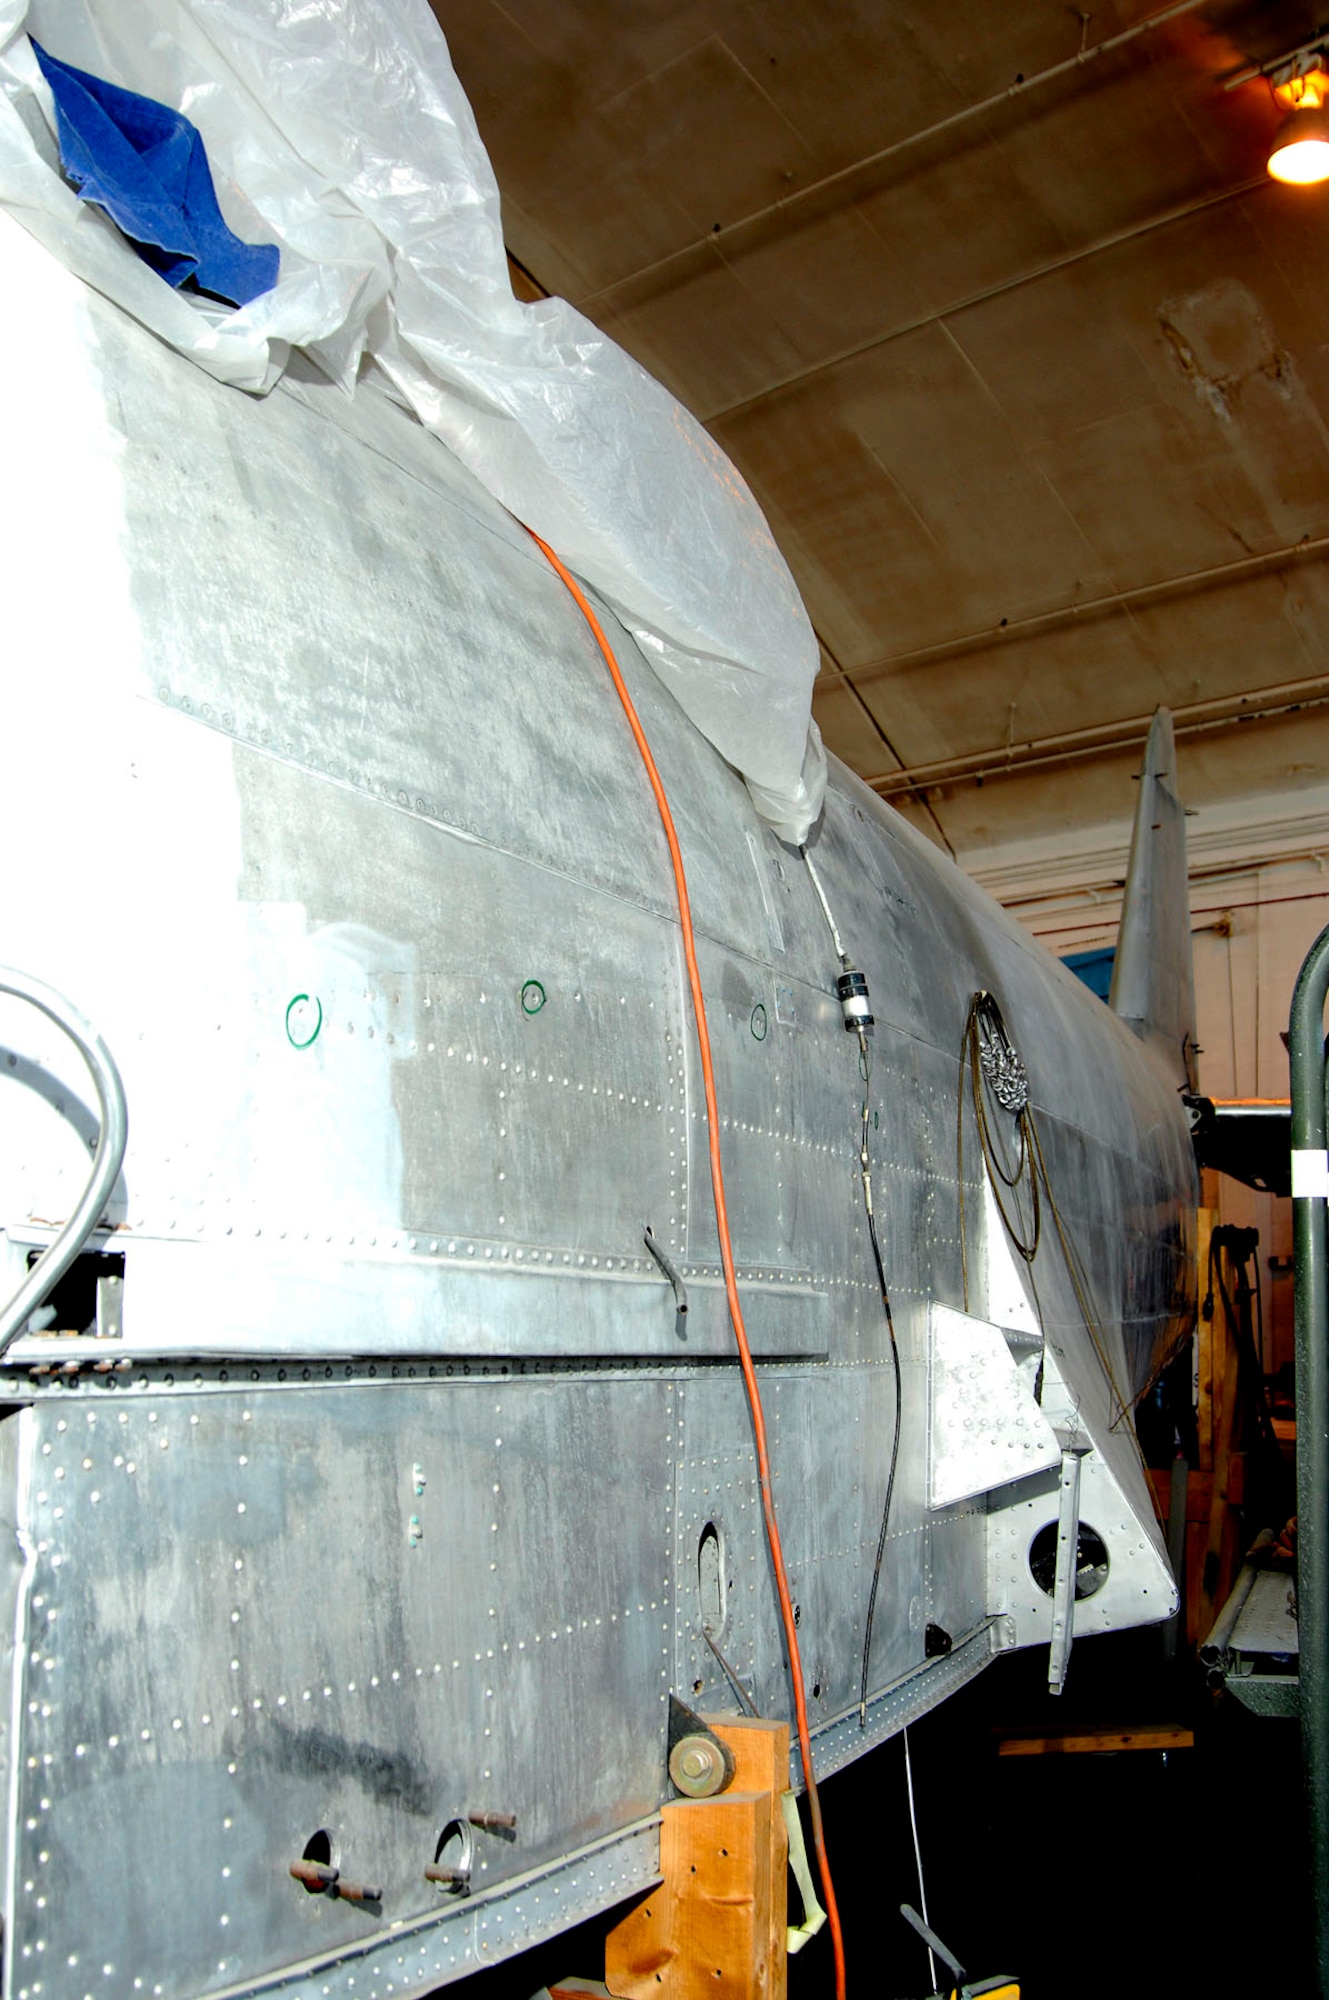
7;1378;672;1999
0;215;1194;1998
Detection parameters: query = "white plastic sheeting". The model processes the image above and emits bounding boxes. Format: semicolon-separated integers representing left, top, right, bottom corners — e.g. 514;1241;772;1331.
0;0;825;841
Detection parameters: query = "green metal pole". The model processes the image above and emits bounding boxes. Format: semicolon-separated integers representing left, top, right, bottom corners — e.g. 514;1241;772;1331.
1289;922;1329;1997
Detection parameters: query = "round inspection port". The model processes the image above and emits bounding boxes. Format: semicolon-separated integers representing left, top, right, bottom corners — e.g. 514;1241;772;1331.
1028;1520;1110;1600
298;1828;337;1892
430;1819;473;1894
285;993;323;1049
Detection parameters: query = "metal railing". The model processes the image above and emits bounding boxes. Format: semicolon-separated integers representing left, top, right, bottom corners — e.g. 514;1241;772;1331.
1289;924;1329;1996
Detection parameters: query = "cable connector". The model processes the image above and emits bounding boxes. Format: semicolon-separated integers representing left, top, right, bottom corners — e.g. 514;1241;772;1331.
835;967;873;1032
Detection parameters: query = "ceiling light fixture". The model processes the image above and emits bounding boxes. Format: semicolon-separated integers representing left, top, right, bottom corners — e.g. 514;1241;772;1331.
1267;53;1329;184
1224;38;1329;186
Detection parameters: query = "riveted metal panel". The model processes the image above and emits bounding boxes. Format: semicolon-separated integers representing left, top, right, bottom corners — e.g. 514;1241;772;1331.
806;1620;998;1781
671;1373;773;1718
925;1503;990;1649
6;1375;674;2000
764;1363;925;1717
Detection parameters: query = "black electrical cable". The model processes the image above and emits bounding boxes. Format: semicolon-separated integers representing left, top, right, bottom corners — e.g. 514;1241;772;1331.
855;1024;904;1728
799;845;904;1732
957;993;1041;1277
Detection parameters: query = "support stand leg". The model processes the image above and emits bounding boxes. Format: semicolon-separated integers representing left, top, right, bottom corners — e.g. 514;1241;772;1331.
605;1718;790;2000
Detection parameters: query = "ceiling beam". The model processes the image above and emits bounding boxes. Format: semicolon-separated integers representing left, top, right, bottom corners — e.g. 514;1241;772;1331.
574;0;1212;315
866;674;1329;797
701;176;1265;427
819;532;1329;693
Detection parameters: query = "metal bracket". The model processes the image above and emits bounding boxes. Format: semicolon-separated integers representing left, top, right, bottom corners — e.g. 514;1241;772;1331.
644;1226;688;1338
666;1694;734;1798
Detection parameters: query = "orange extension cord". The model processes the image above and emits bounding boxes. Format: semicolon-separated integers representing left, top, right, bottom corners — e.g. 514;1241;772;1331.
527;528;848;2000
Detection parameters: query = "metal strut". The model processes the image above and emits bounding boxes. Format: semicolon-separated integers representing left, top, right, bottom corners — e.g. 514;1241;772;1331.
1048;1434;1091;1695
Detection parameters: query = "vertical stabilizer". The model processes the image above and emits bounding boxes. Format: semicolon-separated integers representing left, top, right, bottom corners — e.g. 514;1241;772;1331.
1108;709;1197;1091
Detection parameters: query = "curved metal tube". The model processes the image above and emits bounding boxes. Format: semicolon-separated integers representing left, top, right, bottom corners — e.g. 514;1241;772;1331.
0;968;128;1355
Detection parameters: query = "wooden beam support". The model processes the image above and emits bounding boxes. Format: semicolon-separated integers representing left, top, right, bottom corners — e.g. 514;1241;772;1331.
994;1720;1194;1756
605;1719;789;2000
1146;1460;1245;1521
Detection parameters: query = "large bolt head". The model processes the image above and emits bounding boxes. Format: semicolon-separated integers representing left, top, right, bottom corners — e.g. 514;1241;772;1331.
669;1733;730;1798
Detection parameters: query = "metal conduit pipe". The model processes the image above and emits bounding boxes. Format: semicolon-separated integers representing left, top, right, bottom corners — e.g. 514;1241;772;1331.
0;969;128;1356
1288;922;1329;1998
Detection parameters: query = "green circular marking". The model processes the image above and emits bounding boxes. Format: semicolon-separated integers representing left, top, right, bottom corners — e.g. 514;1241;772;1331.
750;1003;768;1042
285;992;323;1050
521;980;547;1017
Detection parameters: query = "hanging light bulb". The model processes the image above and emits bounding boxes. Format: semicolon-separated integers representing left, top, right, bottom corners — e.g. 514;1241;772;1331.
1268;62;1329;184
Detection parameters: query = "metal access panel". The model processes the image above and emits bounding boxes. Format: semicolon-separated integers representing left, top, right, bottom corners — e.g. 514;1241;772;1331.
4;1372;675;2000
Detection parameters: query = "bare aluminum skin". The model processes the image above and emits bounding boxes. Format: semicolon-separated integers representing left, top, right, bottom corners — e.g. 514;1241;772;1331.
0;216;1195;2000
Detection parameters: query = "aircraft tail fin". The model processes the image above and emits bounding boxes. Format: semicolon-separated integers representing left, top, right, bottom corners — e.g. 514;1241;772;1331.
1108;708;1198;1093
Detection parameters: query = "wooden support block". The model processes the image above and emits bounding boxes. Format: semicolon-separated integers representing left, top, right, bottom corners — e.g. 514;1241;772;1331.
1146;1463;1244;1522
701;1716;789;1798
605;1793;781;2000
710;1718;789;1997
605;1719;789;2000
994;1720;1194;1756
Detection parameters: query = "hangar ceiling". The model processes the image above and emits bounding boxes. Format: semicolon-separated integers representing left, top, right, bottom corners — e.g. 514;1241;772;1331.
430;0;1329;883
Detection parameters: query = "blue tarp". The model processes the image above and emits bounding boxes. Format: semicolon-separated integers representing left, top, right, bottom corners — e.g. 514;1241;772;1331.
1064;946;1115;1003
31;40;278;306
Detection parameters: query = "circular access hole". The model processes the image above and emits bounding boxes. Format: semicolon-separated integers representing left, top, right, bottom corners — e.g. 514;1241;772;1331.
432;1819;473;1894
298;1828;337;1893
1028;1520;1109;1600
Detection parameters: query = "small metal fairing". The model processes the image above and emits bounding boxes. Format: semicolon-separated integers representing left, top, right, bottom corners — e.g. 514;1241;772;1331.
6;1376;673;1999
927;1304;1062;1508
980;1300;1177;1650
